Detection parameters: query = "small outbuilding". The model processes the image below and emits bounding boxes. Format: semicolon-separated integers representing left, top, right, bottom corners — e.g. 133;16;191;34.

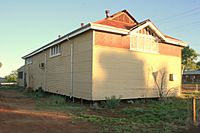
17;66;25;87
182;70;200;84
0;77;6;85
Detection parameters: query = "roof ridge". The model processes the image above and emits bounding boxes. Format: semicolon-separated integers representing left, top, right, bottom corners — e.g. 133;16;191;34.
105;10;138;24
108;19;136;25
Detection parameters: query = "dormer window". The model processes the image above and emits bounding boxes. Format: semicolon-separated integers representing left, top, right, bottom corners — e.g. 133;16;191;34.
130;34;159;53
50;44;60;57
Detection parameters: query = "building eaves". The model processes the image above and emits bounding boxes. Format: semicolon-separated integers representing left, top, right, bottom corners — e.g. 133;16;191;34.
22;10;188;59
22;23;91;59
183;70;200;75
129;19;188;47
22;23;129;59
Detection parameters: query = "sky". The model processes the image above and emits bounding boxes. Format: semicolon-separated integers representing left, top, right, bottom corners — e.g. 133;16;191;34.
0;0;200;77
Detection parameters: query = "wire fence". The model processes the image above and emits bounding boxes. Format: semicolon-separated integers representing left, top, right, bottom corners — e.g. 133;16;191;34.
182;84;200;92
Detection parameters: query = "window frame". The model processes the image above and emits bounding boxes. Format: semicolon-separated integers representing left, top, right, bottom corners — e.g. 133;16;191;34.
18;72;23;79
49;44;61;57
130;33;159;54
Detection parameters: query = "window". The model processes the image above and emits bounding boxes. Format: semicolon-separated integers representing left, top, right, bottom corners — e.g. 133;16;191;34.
130;34;159;53
50;44;60;57
18;72;23;79
169;74;177;81
26;58;32;65
39;63;45;69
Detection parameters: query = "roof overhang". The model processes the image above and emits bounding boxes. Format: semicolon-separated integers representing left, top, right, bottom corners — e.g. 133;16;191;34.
22;23;129;59
129;20;188;47
183;70;200;75
164;37;188;47
22;20;188;59
22;24;91;59
91;23;129;35
130;21;166;40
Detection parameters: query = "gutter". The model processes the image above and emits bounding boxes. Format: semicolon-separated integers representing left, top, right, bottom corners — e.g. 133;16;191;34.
22;21;187;59
22;23;129;59
164;38;188;47
22;23;91;59
66;36;74;100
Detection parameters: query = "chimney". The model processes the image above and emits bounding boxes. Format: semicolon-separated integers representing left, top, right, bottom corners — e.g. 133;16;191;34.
81;23;84;27
105;10;110;18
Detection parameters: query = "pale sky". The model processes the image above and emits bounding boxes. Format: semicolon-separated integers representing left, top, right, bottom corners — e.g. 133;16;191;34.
0;0;200;77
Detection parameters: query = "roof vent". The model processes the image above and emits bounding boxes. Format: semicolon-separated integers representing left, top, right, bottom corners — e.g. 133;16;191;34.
58;35;61;38
81;23;84;27
105;10;110;18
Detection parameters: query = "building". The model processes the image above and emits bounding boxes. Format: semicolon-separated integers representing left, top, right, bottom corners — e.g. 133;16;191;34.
22;10;187;100
183;70;200;83
17;66;25;87
182;70;200;91
0;77;6;84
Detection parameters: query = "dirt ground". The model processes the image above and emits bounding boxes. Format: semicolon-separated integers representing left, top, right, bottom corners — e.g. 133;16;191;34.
0;89;98;133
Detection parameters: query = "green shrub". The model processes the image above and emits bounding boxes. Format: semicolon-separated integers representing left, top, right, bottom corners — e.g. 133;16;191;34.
102;96;121;109
25;87;46;99
45;95;66;105
127;99;158;104
33;87;46;98
0;86;23;91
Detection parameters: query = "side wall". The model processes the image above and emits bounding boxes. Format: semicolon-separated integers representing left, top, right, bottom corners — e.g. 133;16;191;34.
24;31;93;100
17;66;25;87
24;52;45;89
92;31;182;100
71;31;93;100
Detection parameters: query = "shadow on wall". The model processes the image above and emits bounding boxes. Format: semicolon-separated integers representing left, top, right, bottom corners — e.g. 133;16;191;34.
93;46;158;100
93;46;180;100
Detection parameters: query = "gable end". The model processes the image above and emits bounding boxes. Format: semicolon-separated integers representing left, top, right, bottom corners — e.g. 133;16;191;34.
113;13;135;24
108;10;138;24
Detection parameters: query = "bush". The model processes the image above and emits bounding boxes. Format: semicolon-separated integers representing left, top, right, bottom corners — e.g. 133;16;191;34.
33;87;46;98
25;87;46;99
45;95;66;105
102;96;121;109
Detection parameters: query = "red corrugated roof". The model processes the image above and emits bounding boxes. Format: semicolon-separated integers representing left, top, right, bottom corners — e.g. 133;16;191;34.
94;10;184;44
95;19;136;30
164;35;183;42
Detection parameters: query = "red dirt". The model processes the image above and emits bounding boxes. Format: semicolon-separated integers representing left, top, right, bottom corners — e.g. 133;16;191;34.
0;89;98;133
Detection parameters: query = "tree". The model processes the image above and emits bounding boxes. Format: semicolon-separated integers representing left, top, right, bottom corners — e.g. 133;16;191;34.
197;61;200;70
5;70;18;82
152;69;167;99
0;62;2;68
152;67;176;100
182;46;199;71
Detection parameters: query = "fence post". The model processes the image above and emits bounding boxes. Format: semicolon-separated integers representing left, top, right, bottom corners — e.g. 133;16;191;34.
197;107;200;128
196;84;198;91
192;97;197;126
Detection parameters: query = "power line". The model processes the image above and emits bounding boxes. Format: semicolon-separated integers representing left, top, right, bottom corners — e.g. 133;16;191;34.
156;6;200;22
155;6;200;24
158;10;200;25
162;20;200;32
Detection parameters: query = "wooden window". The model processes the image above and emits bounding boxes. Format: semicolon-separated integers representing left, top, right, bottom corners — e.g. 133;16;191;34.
50;44;60;57
18;72;23;79
130;34;159;53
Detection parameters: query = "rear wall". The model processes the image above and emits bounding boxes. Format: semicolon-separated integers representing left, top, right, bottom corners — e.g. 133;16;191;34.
92;31;182;100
